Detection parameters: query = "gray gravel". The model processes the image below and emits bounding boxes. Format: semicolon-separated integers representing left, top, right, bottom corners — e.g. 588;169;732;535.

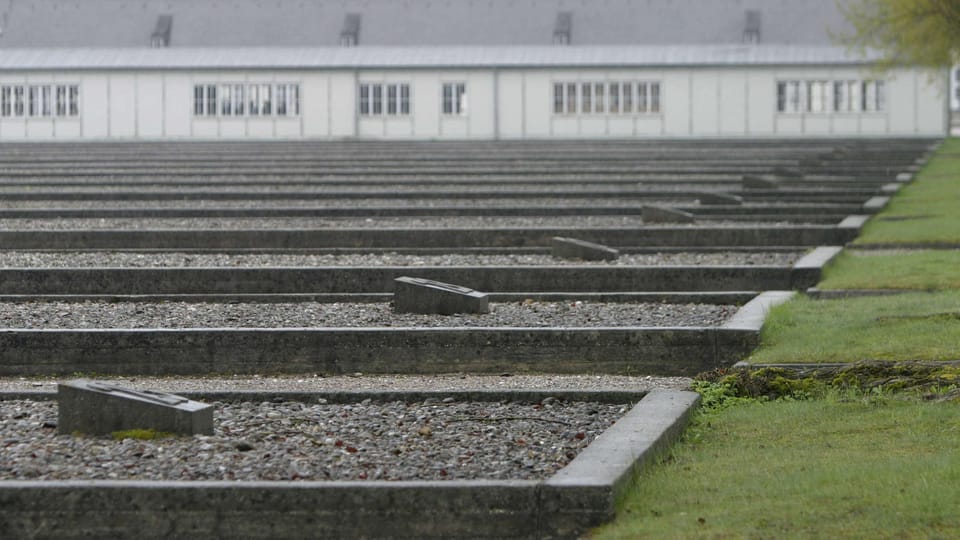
0;301;734;328
0;398;626;481
0;251;801;268
0;198;692;209
0;216;796;230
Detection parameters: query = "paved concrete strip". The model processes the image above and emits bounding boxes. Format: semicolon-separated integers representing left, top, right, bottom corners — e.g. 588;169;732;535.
541;389;701;536
721;290;796;332
862;196;890;213
0;389;700;539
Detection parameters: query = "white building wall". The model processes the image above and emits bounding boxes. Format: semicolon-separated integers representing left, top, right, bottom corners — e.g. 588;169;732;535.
0;65;947;141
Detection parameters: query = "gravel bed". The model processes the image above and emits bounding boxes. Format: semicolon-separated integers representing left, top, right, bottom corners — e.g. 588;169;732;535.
0;216;797;230
0;251;802;268
0;373;691;394
0;184;724;194
0;198;693;209
0;301;734;328
0;398;626;481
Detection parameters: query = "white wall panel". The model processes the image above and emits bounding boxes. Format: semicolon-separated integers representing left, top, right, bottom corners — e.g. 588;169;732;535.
82;75;109;138
163;74;191;137
662;72;691;136
496;71;523;139
108;74;136;137
691;71;719;135
916;70;948;135
136;74;163;138
328;72;356;137
301;74;329;137
746;71;775;135
719;72;747;135
523;74;551;138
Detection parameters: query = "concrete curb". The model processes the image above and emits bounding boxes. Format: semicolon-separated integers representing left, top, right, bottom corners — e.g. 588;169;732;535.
0;265;804;295
0;325;756;377
721;290;796;331
0;389;700;540
0;225;864;250
790;245;843;289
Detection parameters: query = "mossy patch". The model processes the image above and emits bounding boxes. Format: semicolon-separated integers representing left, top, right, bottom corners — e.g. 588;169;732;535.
110;429;176;441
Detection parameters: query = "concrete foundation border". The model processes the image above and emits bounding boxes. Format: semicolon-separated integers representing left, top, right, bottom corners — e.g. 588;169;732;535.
0;389;700;540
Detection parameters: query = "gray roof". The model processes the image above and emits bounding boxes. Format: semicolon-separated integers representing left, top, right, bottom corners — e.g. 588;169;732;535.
0;0;852;48
0;45;878;71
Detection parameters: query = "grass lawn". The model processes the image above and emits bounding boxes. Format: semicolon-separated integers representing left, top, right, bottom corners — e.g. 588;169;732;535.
589;396;960;539
590;138;960;538
818;250;960;291
746;291;960;365
855;139;960;246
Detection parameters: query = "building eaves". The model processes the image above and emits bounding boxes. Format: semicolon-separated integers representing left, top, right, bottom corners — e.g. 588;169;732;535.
0;45;880;71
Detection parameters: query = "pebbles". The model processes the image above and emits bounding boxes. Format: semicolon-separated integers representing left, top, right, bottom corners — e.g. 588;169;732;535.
0;300;734;328
0;250;801;268
0;398;626;481
0;216;795;230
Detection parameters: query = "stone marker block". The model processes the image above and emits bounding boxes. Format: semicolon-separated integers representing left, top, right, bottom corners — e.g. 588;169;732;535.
641;205;695;224
697;192;743;206
896;172;913;182
394;276;489;315
742;174;780;190
771;166;804;179
550;236;619;261
58;379;214;436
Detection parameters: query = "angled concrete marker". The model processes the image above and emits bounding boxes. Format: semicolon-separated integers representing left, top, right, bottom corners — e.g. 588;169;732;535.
58;379;213;436
697;192;743;206
742;174;781;190
550;236;619;261
393;276;489;315
641;205;695;224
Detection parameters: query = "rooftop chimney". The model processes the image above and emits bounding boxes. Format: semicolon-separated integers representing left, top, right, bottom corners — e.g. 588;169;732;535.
553;11;572;45
340;13;361;47
151;14;172;48
743;10;760;44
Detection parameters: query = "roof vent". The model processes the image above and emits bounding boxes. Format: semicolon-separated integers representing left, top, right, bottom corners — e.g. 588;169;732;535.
150;14;172;48
743;10;760;44
553;11;572;45
340;13;361;47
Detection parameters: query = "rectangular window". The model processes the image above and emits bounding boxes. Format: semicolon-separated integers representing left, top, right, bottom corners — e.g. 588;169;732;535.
594;83;605;113
442;83;467;115
807;81;829;113
581;83;592;113
276;85;287;116
609;83;619;113
638;83;648;113
28;86;39;117
41;86;52;117
248;84;260;115
862;80;885;112
650;83;660;113
259;84;271;115
55;86;67;116
0;86;10;117
372;84;382;115
205;85;217;116
400;84;410;114
553;83;563;114
359;84;370;115
68;85;79;116
566;83;577;114
387;84;398;115
622;82;634;113
233;84;245;115
221;85;233;116
14;86;24;117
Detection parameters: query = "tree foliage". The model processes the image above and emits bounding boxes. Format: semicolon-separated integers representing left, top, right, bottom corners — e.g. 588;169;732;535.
839;0;960;68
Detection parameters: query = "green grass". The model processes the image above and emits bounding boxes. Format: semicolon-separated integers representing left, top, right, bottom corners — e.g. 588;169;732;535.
818;250;960;290
589;396;960;539
746;292;960;364
855;139;960;245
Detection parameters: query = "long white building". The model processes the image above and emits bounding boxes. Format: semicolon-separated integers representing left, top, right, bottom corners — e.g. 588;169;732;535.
0;0;948;141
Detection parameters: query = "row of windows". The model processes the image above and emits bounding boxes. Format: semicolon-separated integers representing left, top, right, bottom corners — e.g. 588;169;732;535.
359;83;411;116
0;84;79;118
193;83;301;117
777;80;885;114
553;82;661;115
